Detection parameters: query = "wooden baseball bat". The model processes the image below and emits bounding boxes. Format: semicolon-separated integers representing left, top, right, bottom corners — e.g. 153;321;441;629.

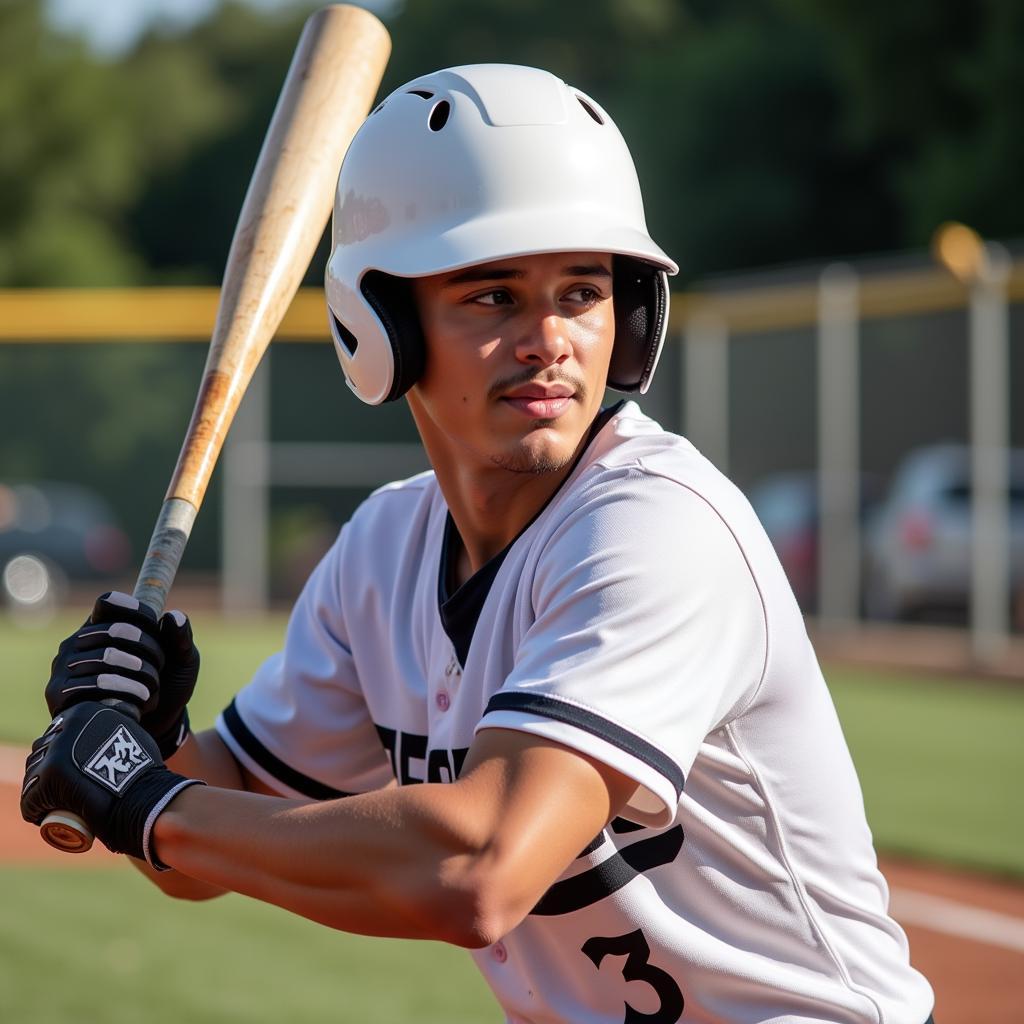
39;4;391;854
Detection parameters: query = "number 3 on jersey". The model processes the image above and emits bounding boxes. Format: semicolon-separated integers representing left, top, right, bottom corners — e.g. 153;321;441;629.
582;929;684;1023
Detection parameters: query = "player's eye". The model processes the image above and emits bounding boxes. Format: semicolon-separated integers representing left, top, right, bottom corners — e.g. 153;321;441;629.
564;285;604;304
470;289;515;306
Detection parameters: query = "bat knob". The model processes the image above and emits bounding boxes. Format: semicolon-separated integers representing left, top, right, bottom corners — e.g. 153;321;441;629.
40;812;94;853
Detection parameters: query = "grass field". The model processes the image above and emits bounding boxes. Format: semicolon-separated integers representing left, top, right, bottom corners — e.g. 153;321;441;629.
3;612;1022;1022
0;867;499;1024
825;665;1024;876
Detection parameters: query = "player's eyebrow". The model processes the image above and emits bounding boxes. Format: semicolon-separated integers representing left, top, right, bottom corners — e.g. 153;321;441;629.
442;267;525;286
441;263;612;287
561;263;612;279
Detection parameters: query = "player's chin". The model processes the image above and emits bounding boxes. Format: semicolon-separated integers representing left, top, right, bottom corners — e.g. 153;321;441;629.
488;424;580;475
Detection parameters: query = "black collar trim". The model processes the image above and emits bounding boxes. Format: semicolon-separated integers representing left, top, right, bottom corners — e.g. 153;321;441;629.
437;402;624;666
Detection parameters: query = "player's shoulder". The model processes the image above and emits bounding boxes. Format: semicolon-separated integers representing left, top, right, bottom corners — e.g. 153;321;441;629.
578;402;752;517
545;402;781;579
332;468;442;566
349;468;439;526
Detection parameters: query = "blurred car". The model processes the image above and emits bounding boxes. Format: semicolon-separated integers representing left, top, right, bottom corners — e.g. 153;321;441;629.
0;481;131;611
863;444;1024;623
747;471;881;614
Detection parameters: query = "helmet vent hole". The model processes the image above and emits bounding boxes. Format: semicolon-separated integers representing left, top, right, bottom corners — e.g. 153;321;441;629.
370;101;386;115
576;95;604;124
407;89;434;99
428;100;451;132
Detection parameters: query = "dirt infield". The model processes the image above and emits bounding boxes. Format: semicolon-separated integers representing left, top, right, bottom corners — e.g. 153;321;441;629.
884;858;1024;1024
3;745;1021;1023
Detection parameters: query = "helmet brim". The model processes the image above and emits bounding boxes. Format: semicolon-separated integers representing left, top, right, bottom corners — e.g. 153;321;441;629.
341;206;678;281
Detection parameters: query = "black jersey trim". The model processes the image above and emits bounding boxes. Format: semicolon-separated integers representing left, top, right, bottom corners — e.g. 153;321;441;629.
484;691;685;798
532;825;685;915
437;401;626;666
221;698;352;800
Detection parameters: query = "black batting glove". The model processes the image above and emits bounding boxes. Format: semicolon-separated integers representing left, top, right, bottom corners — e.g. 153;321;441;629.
149;607;200;758
21;701;204;869
45;592;200;759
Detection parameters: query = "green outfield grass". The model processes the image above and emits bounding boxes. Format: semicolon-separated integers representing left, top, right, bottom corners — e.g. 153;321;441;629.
0;867;499;1024
823;664;1024;877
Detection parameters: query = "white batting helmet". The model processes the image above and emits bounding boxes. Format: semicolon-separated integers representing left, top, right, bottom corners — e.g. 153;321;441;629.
325;63;678;406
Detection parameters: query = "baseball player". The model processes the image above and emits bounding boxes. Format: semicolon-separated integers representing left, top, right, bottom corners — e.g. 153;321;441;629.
23;65;935;1023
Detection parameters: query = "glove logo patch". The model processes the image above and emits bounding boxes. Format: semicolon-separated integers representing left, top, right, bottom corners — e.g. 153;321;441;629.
83;725;152;793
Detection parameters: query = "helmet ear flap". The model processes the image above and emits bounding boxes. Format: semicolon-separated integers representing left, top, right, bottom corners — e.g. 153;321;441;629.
608;256;670;394
361;271;426;402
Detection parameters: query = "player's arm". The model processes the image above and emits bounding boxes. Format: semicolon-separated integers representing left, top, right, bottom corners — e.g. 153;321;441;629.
129;727;281;900
151;724;633;946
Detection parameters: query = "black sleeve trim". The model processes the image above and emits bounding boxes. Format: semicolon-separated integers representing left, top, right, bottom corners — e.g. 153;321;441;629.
483;692;684;798
222;698;352;800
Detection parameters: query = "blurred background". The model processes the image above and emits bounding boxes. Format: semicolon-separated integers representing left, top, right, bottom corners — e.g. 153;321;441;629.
1;2;1022;1022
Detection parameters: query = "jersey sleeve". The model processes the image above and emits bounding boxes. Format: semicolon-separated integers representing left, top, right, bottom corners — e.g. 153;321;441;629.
476;469;767;827
215;526;392;799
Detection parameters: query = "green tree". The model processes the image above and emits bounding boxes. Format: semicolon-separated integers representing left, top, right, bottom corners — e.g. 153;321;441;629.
0;0;140;284
783;0;1024;243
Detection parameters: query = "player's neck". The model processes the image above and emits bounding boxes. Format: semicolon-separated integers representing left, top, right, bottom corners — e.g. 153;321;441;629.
438;460;576;584
407;395;598;584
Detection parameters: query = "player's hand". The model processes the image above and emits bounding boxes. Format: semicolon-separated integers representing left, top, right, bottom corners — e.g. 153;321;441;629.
20;701;203;868
44;592;200;759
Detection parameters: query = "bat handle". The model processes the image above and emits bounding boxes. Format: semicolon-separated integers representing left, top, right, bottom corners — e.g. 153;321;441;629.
38;500;196;853
40;811;94;853
132;497;198;618
39;499;196;851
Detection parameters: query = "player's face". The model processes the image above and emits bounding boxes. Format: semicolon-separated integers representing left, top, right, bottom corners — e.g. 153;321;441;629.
409;252;615;476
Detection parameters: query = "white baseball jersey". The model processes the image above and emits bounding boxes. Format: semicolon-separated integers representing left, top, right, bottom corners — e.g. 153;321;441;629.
216;402;934;1024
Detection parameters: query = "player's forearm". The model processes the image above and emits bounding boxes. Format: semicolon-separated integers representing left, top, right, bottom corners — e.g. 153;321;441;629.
151;781;503;946
130;730;245;900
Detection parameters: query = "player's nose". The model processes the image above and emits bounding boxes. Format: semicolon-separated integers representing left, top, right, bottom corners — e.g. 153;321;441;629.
514;312;572;367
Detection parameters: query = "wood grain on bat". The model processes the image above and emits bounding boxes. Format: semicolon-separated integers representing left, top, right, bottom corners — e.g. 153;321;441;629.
166;4;390;512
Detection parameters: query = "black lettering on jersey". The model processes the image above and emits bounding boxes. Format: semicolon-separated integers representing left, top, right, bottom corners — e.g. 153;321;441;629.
577;816;647;857
427;748;454;783
398;731;427;785
374;725;467;786
373;727;426;784
531;825;685;916
375;725;398;779
577;832;607;858
425;745;470;783
611;817;645;834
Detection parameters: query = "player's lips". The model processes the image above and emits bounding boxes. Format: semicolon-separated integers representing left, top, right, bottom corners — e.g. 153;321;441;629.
500;383;577;419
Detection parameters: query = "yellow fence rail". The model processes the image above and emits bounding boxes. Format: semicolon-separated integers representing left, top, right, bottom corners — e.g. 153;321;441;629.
2;259;1023;341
